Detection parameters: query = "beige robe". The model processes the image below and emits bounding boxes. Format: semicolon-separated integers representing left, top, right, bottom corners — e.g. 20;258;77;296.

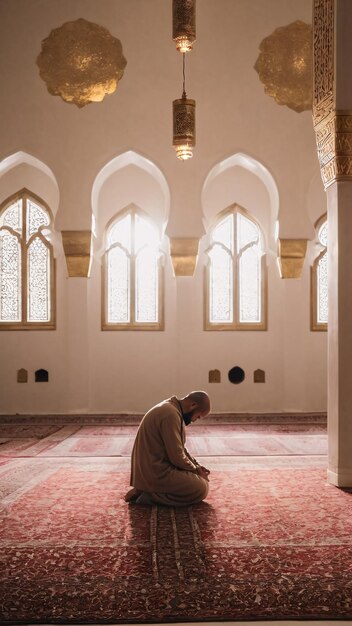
130;396;209;506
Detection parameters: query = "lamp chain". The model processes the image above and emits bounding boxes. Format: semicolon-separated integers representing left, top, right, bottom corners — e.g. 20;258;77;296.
182;52;186;98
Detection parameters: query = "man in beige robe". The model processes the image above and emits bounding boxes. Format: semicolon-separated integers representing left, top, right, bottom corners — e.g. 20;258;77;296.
124;391;211;506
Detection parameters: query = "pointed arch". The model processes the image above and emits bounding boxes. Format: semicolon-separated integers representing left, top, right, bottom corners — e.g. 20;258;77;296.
0;151;59;219
0;152;58;184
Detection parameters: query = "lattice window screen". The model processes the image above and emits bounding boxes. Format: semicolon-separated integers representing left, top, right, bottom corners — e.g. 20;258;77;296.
104;209;161;328
0;193;54;327
207;208;265;329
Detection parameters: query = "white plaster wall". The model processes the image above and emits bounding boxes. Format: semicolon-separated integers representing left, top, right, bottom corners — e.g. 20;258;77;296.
0;260;68;414
0;0;328;415
87;253;179;413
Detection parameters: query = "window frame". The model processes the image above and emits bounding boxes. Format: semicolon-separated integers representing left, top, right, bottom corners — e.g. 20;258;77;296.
0;188;56;331
101;206;164;331
311;213;327;332
204;204;267;331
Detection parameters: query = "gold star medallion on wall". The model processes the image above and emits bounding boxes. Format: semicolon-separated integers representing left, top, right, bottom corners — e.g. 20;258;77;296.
37;18;127;107
254;20;312;113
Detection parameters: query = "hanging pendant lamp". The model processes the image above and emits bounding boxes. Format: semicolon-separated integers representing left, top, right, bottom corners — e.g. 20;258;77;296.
173;54;195;160
172;0;196;53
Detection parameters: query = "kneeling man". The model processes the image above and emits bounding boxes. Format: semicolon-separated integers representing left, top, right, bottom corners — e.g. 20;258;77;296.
125;391;211;506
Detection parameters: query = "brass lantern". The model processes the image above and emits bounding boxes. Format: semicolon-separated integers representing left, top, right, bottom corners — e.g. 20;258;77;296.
173;91;196;160
172;0;196;53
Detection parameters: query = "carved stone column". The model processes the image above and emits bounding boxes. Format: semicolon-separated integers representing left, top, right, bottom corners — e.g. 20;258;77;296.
313;0;352;486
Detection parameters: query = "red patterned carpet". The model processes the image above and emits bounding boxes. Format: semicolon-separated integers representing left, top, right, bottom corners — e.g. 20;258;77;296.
1;421;352;622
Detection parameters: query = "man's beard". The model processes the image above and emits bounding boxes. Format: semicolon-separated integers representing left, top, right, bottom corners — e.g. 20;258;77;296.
182;409;195;426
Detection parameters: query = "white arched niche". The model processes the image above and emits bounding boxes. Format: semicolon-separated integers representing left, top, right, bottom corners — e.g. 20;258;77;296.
91;150;170;250
0;151;61;251
0;151;60;218
201;153;279;250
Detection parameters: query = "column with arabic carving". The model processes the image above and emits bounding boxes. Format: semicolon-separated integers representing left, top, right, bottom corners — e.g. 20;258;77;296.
313;0;352;486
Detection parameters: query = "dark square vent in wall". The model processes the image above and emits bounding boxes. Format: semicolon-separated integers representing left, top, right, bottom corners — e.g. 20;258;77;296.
35;369;49;382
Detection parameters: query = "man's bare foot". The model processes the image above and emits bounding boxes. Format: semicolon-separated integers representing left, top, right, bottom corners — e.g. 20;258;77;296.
124;487;142;503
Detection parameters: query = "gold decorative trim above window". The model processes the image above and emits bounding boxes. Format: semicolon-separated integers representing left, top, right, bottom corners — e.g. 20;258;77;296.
0;189;56;330
61;230;92;277
170;237;199;276
102;207;164;331
277;238;308;279
204;205;267;331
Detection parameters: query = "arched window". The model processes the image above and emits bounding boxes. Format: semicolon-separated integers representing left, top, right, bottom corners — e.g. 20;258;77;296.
311;215;327;331
102;208;163;330
0;190;55;329
205;206;267;330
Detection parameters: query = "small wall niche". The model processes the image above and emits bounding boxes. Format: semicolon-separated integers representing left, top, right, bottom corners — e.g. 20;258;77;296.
254;369;265;383
228;366;245;384
209;369;221;383
35;369;49;383
17;368;28;383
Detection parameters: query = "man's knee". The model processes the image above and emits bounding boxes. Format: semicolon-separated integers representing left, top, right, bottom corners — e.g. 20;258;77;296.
197;477;209;501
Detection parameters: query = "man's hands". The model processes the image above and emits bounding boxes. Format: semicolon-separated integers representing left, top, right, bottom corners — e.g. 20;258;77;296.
196;465;210;481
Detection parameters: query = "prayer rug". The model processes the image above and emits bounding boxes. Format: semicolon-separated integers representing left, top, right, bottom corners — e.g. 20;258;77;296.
0;423;327;458
1;457;352;622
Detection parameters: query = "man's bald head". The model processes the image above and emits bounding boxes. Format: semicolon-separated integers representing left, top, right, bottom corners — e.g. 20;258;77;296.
183;391;211;417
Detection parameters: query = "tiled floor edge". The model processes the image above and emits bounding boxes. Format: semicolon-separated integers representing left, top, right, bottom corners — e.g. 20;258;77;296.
0;412;327;425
